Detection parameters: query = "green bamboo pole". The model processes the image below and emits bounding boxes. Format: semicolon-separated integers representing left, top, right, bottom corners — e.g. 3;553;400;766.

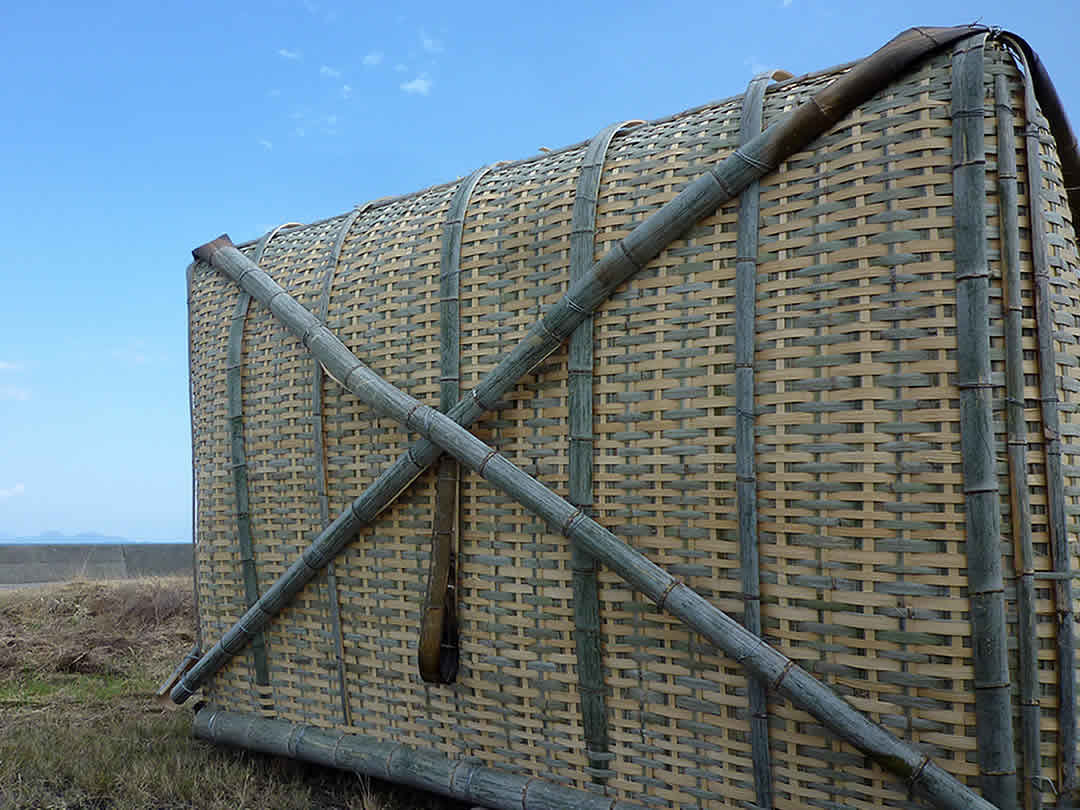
1004;35;1078;806
735;69;788;810
567;121;639;784
174;23;986;708
420;166;489;684
194;706;650;810
184;239;998;810
226;226;292;697
995;69;1042;810
313;208;366;726
951;35;1018;810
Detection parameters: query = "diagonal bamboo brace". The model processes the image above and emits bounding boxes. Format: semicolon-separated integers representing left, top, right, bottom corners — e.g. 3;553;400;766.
180;238;998;810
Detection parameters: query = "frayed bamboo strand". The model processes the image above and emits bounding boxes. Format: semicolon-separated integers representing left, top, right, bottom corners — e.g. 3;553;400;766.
173;24;985;709
568;121;638;783
1005;34;1078;805
312;209;364;725
194;707;650;810
182;240;998;810
996;69;1043;810
950;35;1018;809
735;70;784;810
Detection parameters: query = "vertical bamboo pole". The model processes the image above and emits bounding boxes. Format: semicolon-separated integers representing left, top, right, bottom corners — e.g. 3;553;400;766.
186;262;203;654
185;239;999;810
568;121;640;783
951;34;1018;810
313;208;366;725
1006;35;1078;806
735;70;787;810
420;167;489;684
996;69;1042;810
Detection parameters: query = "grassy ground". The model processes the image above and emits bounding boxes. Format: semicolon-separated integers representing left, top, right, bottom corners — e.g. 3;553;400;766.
0;577;468;810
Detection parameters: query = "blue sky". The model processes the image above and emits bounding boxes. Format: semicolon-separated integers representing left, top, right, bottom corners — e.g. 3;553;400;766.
0;0;1076;540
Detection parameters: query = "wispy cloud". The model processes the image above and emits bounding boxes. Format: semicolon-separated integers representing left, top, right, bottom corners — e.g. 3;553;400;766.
259;138;273;151
342;84;353;99
278;48;302;61
393;63;407;73
782;0;793;5
0;385;30;401
401;75;432;96
0;483;25;499
362;51;384;67
420;31;443;54
0;361;19;371
320;65;341;78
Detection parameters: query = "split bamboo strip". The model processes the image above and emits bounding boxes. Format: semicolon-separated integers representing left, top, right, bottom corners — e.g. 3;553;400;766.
996;70;1043;810
193;707;650;810
172;24;986;712
1006;35;1078;804
226;226;292;698
951;35;1018;809
185;239;998;810
313;207;366;726
567;121;639;784
420;166;490;684
735;70;782;810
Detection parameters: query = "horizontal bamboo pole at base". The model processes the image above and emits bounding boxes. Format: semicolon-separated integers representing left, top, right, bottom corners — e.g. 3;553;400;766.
194;706;647;810
184;239;998;810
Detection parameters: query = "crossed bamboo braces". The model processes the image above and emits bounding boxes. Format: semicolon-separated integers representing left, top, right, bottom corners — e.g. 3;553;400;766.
171;25;1080;810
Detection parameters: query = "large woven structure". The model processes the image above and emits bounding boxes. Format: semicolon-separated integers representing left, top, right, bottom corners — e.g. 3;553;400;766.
172;26;1080;810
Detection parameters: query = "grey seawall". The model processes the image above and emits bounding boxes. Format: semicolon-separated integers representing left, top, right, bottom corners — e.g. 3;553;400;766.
0;543;192;585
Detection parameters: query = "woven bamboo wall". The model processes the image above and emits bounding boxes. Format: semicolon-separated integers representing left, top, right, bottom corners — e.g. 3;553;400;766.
187;40;1080;809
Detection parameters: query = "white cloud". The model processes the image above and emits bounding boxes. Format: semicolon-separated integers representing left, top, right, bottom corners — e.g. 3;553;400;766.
401;75;432;96
342;84;353;99
363;51;384;66
420;31;443;54
782;0;793;5
320;65;341;78
278;48;302;61
0;361;19;371
259;138;273;151
0;385;29;401
0;483;25;498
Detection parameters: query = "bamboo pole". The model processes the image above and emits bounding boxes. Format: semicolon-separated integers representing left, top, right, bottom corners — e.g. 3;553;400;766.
194;706;650;810
313;208;365;726
996;69;1042;810
950;35;1018;810
1004;35;1078;806
567;121;640;784
182;239;998;810
185;262;203;655
174;23;987;709
420;166;490;683
735;69;788;810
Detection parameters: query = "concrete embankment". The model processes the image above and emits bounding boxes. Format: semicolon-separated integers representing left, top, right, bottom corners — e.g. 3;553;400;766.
0;543;192;586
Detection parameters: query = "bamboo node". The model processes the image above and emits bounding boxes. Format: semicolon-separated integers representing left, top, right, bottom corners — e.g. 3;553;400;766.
656;579;683;611
908;755;931;786
478;448;499;477
734;148;773;172
772;659;796;691
561;508;586;537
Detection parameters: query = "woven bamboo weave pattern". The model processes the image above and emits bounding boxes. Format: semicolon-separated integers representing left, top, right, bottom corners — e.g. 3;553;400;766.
186;34;1080;810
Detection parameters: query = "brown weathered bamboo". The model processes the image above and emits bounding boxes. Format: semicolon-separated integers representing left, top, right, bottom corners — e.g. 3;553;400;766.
313;208;365;725
185;237;998;810
735;69;787;810
951;34;1018;810
567;120;640;785
420;166;490;684
173;25;988;715
996;68;1043;810
1005;34;1078;805
194;706;650;810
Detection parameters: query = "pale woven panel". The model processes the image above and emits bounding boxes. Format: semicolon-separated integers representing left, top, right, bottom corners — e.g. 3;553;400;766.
186;41;1078;808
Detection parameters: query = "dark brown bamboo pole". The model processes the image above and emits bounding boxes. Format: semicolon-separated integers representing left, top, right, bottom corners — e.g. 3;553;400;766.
183;239;998;810
950;35;1018;810
1004;35;1078;806
996;68;1043;810
313;208;365;725
420;166;490;684
194;706;650;810
567;120;640;784
174;23;987;707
